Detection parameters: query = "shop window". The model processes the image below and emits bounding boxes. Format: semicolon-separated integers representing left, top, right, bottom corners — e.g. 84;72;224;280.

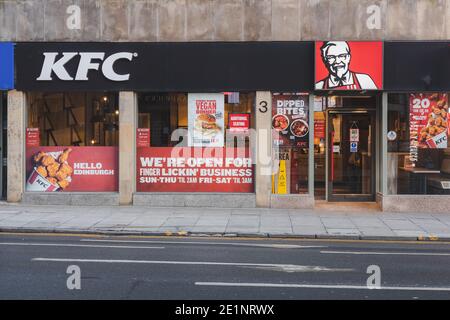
136;92;255;193
25;92;119;192
272;93;309;194
387;93;450;195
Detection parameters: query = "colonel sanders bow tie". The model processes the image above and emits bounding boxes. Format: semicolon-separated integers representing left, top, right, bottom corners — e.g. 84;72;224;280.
333;75;346;86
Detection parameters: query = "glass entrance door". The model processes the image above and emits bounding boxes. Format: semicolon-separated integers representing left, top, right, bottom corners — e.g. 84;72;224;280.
327;110;375;201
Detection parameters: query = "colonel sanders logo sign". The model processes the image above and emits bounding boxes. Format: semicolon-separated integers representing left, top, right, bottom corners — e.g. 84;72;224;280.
315;41;383;90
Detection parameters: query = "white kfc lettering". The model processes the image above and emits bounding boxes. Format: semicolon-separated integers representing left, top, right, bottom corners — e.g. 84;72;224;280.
102;52;133;81
36;52;134;81
75;52;105;80
37;52;78;80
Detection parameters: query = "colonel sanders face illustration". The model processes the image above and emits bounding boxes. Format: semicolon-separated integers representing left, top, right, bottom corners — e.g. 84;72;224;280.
321;41;351;79
315;41;378;90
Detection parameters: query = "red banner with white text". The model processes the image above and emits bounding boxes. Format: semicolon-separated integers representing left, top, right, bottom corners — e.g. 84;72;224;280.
136;147;254;192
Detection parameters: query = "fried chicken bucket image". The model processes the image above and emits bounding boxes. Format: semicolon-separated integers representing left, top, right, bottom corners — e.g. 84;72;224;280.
26;148;73;192
419;95;449;149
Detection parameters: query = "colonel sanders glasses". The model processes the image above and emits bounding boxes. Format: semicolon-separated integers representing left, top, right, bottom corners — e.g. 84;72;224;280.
325;53;349;63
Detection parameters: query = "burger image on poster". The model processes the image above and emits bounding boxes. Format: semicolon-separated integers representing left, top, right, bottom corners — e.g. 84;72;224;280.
188;93;225;147
195;113;220;135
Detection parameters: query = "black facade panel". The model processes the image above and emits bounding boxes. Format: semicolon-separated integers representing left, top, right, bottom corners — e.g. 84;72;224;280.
15;42;314;92
384;41;450;91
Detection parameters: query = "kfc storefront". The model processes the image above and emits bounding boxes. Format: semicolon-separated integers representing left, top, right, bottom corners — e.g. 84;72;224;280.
11;41;450;211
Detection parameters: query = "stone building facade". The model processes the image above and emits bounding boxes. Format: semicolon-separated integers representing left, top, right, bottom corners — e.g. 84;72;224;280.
0;0;448;42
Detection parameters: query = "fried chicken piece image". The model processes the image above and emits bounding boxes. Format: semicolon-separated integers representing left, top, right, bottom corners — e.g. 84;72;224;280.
58;148;72;163
58;179;70;189
59;163;73;175
55;170;68;181
47;177;58;185
437;98;447;108
36;166;48;178
34;152;46;164
41;155;56;166
55;163;73;181
46;162;60;177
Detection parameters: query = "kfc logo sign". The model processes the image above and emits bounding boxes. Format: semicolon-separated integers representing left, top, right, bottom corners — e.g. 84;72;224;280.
315;41;383;90
37;52;135;81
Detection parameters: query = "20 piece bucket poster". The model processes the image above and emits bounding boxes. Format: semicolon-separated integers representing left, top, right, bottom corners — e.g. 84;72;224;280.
409;93;449;164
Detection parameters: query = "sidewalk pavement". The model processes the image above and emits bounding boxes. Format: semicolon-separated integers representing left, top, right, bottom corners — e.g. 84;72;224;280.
1;203;450;241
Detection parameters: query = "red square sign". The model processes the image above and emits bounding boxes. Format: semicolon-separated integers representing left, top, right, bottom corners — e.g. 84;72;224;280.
315;41;383;90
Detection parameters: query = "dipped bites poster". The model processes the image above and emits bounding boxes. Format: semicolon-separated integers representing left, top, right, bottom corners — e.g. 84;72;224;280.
25;146;118;192
272;94;309;148
188;93;224;147
409;93;449;160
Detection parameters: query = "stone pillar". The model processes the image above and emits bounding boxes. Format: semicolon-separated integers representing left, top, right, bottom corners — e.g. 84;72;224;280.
119;91;136;205
7;90;26;202
255;91;272;207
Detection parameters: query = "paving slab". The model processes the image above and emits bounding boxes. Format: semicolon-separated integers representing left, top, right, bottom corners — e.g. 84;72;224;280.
292;226;326;235
289;216;323;226
381;219;424;230
321;217;356;229
349;217;387;228
162;216;200;226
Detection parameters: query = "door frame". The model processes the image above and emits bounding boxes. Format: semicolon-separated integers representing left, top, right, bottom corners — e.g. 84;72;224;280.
326;108;376;202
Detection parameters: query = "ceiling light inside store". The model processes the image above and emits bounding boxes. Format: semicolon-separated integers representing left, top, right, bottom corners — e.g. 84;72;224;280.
103;96;108;102
115;110;119;115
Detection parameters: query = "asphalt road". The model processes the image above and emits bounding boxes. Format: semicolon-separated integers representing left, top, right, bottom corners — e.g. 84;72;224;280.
1;233;450;300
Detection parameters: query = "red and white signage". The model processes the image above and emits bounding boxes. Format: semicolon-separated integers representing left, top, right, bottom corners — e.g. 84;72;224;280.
26;128;40;147
136;147;253;192
229;113;250;133
409;93;449;163
314;120;325;139
26;146;118;192
315;41;383;90
188;93;224;147
136;128;150;147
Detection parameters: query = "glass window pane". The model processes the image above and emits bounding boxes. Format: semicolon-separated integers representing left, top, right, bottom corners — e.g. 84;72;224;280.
387;93;450;195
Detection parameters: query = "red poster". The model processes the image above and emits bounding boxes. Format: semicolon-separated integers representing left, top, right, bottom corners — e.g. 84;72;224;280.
137;128;150;147
409;94;448;163
229;113;250;133
25;146;118;192
315;41;383;90
26;128;40;147
314;120;325;139
136;147;253;192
